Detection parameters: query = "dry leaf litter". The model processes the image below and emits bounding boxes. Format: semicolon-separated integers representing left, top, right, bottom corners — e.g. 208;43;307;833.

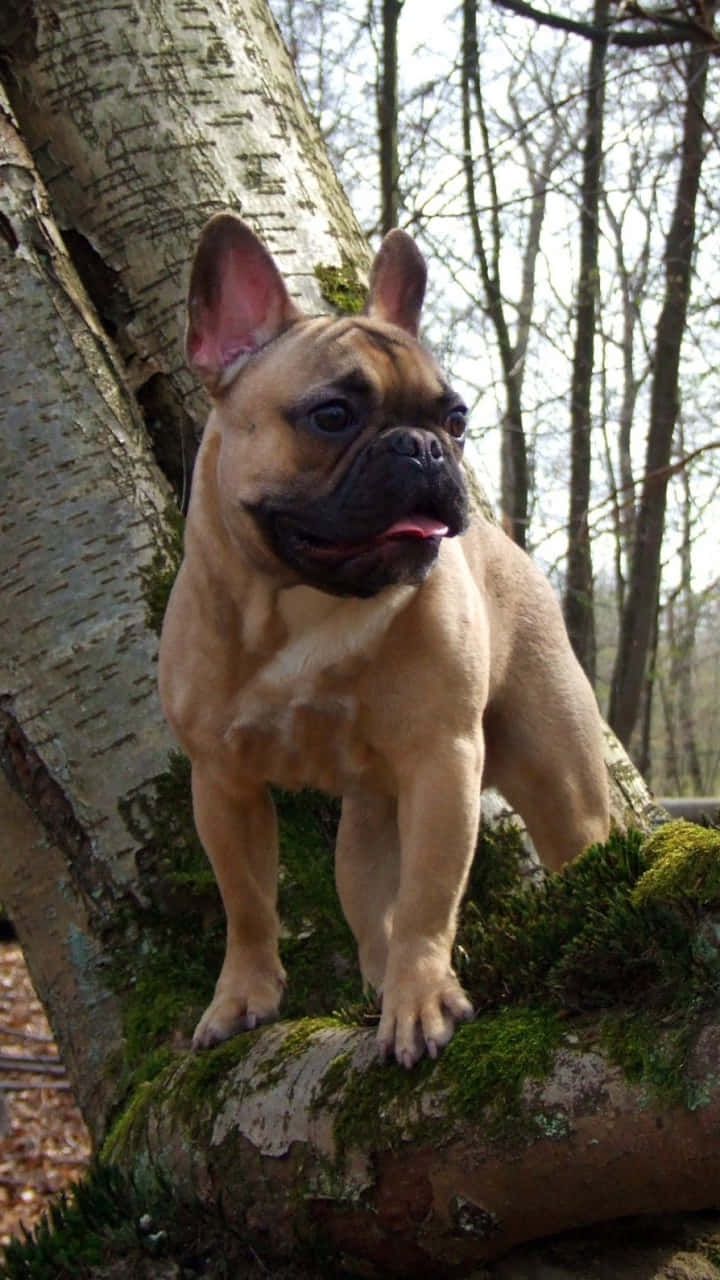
0;941;91;1248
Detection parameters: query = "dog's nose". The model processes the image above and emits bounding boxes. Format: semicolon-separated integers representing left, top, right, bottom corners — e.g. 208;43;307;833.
389;428;444;468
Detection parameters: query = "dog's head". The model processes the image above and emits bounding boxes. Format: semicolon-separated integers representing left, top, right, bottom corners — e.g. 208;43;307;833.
186;214;469;597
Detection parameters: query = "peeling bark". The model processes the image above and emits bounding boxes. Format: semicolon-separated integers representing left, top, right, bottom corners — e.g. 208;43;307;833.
104;1017;720;1275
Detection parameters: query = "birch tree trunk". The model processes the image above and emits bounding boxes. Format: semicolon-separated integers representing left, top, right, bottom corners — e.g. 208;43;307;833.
0;86;173;1141
0;2;679;1269
0;0;370;499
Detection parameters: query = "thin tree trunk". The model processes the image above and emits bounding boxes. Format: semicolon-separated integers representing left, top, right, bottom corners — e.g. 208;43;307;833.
659;601;683;793
564;0;609;685
378;0;403;233
637;583;660;783
676;446;704;793
601;186;653;616
462;0;529;547
608;38;711;745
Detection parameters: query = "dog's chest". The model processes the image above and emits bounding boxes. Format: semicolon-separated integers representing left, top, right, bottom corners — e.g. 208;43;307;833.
225;586;412;792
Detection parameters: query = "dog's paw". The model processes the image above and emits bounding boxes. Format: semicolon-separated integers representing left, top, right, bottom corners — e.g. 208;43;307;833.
376;966;473;1069
192;968;285;1050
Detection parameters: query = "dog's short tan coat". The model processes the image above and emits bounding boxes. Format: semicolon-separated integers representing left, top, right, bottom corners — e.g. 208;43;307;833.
159;216;610;1067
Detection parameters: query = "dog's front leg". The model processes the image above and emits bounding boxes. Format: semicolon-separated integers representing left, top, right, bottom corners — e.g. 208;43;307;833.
378;740;481;1068
190;763;286;1049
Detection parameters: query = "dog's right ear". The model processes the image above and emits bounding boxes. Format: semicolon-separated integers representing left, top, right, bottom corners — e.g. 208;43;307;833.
186;214;302;392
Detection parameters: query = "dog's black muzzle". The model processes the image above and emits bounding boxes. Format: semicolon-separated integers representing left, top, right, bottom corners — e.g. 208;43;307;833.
251;427;469;598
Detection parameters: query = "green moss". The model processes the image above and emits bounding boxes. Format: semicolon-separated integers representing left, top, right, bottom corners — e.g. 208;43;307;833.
459;822;720;1017
332;1053;435;1158
314;259;367;315
598;1009;698;1109
453;821;720;1110
329;1005;563;1158
110;765;359;1116
101;1077;162;1165
465;819;529;914
439;1005;564;1139
119;751;219;913
460;827;651;1011
113;740;720;1150
173;1035;257;1111
103;1038;260;1171
274;789;360;1018
635;820;720;904
310;1050;353;1113
112;752;225;1089
139;500;184;635
277;1016;343;1059
119;929;220;1068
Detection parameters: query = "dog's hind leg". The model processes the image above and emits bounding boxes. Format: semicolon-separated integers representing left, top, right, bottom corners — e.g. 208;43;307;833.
335;790;400;994
483;696;610;872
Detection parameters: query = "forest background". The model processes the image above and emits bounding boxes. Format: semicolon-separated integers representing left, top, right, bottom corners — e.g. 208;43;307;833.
270;0;720;797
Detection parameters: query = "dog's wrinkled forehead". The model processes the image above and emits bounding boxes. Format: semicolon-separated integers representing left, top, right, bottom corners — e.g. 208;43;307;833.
282;313;450;412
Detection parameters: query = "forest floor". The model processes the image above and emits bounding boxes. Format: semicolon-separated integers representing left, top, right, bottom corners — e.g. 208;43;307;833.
0;941;91;1250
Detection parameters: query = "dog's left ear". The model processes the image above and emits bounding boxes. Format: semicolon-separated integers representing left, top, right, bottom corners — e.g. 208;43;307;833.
365;229;427;337
186;213;302;392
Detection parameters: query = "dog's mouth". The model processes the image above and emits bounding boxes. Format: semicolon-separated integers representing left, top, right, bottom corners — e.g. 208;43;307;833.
292;512;450;562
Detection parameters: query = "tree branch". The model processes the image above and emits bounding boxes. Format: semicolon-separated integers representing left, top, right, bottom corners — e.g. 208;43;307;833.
493;0;719;48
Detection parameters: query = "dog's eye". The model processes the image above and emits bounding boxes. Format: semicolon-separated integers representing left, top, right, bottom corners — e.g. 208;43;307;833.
309;400;354;434
444;406;467;439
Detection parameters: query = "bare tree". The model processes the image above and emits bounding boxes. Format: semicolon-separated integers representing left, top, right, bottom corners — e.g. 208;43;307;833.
608;30;714;744
564;0;611;684
379;0;403;233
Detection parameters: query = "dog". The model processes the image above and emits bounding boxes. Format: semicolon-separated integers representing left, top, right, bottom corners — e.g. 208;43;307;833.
158;214;610;1068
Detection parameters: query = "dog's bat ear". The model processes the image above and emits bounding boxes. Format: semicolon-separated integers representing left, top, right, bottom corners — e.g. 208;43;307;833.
186;214;302;391
365;229;427;337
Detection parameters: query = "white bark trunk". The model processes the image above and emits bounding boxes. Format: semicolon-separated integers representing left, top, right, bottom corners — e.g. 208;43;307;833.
0;89;174;884
0;88;172;1135
0;0;370;437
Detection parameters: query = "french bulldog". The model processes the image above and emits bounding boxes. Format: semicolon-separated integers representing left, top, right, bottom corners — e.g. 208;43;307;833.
158;214;610;1068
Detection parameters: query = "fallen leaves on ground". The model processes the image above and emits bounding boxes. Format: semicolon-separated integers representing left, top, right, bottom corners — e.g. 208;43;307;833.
0;942;91;1248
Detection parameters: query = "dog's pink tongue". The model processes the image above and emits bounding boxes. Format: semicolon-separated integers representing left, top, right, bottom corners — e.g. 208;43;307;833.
379;515;449;541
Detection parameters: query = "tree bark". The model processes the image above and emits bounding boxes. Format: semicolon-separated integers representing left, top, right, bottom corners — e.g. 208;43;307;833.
608;37;711;745
0;0;370;499
0;86;173;1140
101;1012;720;1274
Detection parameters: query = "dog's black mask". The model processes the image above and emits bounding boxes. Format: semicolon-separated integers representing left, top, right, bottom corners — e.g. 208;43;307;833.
250;426;469;598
